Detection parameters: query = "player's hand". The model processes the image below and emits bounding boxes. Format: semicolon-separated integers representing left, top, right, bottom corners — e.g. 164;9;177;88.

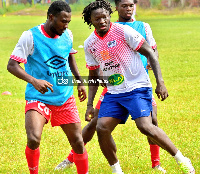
155;81;169;101
32;78;53;94
77;84;87;102
146;60;152;70
85;105;94;122
100;79;107;88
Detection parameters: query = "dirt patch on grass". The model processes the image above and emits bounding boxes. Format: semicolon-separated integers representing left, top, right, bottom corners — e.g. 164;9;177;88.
8;7;47;16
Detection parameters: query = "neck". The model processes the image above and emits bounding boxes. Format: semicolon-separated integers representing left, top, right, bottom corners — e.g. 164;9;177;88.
43;22;56;38
118;16;133;22
96;23;111;37
96;31;107;37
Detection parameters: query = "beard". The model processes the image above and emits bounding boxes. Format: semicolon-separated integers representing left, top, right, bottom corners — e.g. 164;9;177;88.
50;25;62;36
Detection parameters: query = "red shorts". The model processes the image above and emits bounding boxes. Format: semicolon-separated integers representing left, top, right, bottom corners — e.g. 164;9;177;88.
95;88;157;109
25;95;80;127
95;88;108;110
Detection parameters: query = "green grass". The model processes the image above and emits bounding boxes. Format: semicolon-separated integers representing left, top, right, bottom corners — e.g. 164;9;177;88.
0;8;200;174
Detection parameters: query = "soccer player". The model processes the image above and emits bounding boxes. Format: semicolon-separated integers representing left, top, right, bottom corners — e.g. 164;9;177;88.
116;0;165;172
82;0;195;174
55;0;165;172
7;1;88;174
55;1;194;174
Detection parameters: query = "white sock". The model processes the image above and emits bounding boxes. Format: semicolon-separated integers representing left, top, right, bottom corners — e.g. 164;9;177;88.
173;150;186;164
110;161;123;174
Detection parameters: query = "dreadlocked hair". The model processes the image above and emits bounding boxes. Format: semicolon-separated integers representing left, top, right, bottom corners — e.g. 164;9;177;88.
82;0;113;28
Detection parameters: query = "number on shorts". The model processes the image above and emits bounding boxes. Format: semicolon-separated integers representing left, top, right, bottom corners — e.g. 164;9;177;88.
38;103;50;115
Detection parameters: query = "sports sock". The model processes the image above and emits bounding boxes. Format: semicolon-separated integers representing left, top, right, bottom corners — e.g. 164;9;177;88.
73;150;88;174
67;149;74;163
173;150;185;164
150;144;160;168
25;146;40;174
110;161;124;174
67;143;86;163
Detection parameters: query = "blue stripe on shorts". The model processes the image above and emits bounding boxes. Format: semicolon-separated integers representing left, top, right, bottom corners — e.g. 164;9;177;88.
98;87;153;124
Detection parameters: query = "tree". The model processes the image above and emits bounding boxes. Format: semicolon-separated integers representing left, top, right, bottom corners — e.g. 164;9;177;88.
168;0;172;7
180;0;185;7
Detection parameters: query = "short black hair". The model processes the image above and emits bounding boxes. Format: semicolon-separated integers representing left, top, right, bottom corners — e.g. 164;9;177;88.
82;0;113;28
47;0;71;18
115;0;137;6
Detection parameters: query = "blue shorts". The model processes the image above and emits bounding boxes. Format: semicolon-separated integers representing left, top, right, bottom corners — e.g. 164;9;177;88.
98;87;153;124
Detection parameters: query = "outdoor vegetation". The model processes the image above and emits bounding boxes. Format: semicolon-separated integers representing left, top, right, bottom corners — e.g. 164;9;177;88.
0;2;200;174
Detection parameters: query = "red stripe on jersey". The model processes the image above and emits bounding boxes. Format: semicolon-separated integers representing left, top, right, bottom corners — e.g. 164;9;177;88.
69;52;78;55
135;37;145;51
86;64;100;70
10;55;27;63
94;23;113;39
152;45;157;50
145;25;148;37
41;25;59;39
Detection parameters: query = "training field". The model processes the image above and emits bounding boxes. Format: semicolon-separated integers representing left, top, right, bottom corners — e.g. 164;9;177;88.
0;8;200;173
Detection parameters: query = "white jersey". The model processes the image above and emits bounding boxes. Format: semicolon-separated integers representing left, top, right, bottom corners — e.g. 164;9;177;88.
10;24;77;64
143;22;157;49
85;22;152;94
116;20;157;49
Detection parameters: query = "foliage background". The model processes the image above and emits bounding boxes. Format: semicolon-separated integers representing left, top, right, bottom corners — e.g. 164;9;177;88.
0;4;200;174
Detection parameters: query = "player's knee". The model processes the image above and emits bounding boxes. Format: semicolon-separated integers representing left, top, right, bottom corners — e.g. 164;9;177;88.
137;123;156;137
27;133;41;149
70;136;84;153
96;123;110;137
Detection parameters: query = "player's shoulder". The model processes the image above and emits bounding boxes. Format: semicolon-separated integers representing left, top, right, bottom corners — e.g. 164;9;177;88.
112;22;133;34
64;28;73;38
142;21;151;28
112;22;126;29
19;30;33;44
22;30;33;37
66;28;72;35
84;31;95;45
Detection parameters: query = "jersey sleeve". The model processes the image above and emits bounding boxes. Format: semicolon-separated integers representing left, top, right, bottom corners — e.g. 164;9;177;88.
84;39;100;70
67;29;78;55
124;25;145;51
10;30;34;64
144;22;157;49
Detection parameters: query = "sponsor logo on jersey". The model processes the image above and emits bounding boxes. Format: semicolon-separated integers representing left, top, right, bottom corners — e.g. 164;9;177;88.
44;55;67;69
47;70;69;78
103;61;120;71
45;56;69;78
108;74;124;86
100;50;111;60
107;40;117;48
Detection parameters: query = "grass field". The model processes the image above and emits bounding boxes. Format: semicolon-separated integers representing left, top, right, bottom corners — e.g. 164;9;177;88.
0;7;200;174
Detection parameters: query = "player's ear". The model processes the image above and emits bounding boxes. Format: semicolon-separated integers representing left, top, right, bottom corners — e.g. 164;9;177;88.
48;14;54;21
